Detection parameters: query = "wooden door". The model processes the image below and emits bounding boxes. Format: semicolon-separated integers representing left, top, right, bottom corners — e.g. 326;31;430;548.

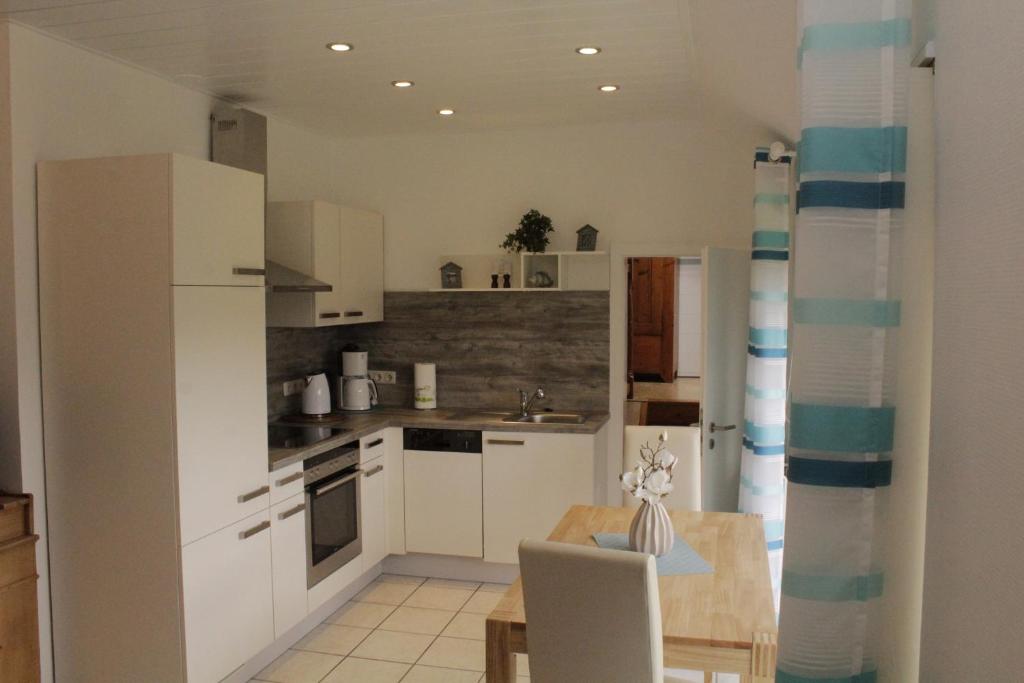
629;257;678;382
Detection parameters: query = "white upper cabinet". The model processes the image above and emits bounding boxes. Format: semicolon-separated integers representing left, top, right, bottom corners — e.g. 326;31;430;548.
267;200;384;327
171;154;265;287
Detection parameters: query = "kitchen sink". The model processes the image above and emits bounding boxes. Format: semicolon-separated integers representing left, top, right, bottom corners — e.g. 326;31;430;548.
502;413;587;425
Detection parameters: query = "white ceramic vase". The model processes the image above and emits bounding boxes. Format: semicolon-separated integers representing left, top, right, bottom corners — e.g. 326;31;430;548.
628;500;675;557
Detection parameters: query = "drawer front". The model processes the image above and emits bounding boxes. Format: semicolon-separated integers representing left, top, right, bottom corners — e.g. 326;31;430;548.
271;462;305;505
360;431;387;464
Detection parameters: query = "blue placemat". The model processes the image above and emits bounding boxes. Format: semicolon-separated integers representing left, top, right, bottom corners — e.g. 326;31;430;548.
592;533;713;576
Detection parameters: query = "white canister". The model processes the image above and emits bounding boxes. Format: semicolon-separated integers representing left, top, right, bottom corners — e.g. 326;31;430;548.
414;363;437;410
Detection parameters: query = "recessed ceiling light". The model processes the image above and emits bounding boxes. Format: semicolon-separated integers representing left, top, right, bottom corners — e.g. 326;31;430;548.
598;84;620;92
576;46;601;55
391;80;415;88
326;42;353;52
438;108;455;116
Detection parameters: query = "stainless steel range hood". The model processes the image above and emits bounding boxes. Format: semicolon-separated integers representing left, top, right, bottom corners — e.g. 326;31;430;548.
210;104;332;294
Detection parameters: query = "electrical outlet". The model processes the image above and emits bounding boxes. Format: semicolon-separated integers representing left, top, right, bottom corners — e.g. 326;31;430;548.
369;370;396;385
283;379;306;396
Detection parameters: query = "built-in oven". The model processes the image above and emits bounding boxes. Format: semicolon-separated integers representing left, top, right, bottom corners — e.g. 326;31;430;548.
304;441;362;588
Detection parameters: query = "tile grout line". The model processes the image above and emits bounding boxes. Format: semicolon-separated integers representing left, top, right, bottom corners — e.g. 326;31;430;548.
395;581;471;681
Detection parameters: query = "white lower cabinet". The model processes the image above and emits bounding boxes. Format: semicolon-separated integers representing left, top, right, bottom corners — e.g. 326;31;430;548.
270;493;308;639
181;509;274;683
404;449;483;557
483;432;596;564
385;428;406;555
361;454;388;569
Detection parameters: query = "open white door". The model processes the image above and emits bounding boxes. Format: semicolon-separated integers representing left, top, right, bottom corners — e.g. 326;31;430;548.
700;246;751;512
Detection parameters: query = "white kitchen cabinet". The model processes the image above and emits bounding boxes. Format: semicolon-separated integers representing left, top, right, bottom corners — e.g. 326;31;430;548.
182;509;274;683
361;454;388;570
171;153;266;287
175;285;270;545
307;549;364;614
271;461;305;506
483;432;596;564
270;493;308;639
266;200;384;327
384;428;406;555
404;449;483;557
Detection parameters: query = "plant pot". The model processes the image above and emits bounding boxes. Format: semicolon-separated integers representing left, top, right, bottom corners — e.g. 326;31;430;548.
628;501;675;557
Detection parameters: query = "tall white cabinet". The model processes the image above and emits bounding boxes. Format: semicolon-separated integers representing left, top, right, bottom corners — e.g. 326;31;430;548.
38;154;272;683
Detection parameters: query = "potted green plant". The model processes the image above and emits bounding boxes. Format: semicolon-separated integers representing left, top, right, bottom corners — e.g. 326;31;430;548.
501;209;554;253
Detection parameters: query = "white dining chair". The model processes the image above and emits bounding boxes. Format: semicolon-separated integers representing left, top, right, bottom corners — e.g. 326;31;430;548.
518;539;690;683
623;425;702;511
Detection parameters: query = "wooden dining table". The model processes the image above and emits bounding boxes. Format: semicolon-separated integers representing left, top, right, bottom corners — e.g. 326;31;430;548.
485;505;778;682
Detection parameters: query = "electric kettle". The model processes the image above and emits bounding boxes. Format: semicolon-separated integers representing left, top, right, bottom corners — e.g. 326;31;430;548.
302;372;332;416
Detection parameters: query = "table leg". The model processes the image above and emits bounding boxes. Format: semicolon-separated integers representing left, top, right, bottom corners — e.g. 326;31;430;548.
485;616;516;683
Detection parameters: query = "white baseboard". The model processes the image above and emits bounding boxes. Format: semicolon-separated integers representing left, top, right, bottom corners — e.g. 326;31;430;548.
382;552;520;584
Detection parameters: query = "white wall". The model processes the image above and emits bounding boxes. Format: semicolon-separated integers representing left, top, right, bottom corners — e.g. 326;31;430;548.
328;120;768;291
921;1;1024;679
2;21;341;681
676;259;703;377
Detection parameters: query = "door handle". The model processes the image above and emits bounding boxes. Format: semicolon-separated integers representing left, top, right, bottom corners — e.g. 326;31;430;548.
709;422;736;433
233;267;265;276
275;472;303;487
366;438;384;449
239;520;270;540
238;485;269;503
319;312;341;319
344;311;364;318
487;439;525;446
278;503;306;520
364;464;384;478
314;470;361;497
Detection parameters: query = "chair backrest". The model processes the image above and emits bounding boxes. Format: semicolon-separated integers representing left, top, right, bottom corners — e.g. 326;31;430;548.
623;426;702;511
518;539;664;683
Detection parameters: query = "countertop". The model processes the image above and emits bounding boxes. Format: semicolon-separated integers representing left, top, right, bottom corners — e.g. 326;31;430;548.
268;407;610;471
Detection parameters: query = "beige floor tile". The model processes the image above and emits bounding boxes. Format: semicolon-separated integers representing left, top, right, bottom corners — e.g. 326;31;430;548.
404;585;474;611
354;579;420;606
349;629;434;664
441;611;486;640
320;657;410;683
401;664;484;683
418;636;486;672
461;590;504;614
254;649;342;683
477;582;512;593
423;577;481;590
327;601;395;629
378;574;426;585
293;624;372;656
377;606;456;635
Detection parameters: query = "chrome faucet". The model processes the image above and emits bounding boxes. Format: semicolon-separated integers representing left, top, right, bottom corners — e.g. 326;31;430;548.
517;387;546;417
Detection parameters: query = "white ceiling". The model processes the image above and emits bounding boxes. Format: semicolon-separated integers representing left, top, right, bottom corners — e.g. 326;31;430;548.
0;0;797;139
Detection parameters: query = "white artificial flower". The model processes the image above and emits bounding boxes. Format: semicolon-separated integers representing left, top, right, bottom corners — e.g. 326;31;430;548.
645;469;674;497
657;449;678;470
620;470;637;492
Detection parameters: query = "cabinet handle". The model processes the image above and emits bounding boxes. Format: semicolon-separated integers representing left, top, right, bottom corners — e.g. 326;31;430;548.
344;311;364;318
233;267;266;276
487;439;525;446
364;464;384;478
239;520;270;540
278;503;306;520
319;312;341;319
238;485;270;503
275;472;303;487
315;470;361;497
366;438;384;449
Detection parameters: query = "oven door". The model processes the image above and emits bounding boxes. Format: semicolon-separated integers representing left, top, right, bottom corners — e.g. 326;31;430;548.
306;465;362;588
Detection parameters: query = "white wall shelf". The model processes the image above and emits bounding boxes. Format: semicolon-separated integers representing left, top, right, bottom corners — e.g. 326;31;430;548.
434;251;609;292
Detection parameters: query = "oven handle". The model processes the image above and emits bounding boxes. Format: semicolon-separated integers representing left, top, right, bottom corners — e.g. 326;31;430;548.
312;469;362;497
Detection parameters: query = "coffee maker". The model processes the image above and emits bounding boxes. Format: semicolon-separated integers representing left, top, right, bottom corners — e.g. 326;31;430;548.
339;347;378;411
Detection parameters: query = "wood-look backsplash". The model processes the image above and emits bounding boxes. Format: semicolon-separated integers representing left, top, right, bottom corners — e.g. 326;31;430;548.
266;291;610;418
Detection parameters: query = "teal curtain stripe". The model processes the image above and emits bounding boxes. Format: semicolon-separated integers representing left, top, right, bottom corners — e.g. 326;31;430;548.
790;403;895;453
749;327;788;346
801;126;908;174
752;230;790;248
777;670;878;683
763;519;785;540
754;192;790;205
751;290;789;303
740;475;786;497
781;571;884;602
788;456;892;488
800;17;911;56
793;298;901;327
747;384;786;400
744;420;786;444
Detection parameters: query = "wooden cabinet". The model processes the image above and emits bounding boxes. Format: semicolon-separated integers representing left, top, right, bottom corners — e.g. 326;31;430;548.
361;454;388;570
175;286;270;545
270;493;308;639
181;510;274;683
267;200;384;327
404;448;483;557
38;154;271;682
0;495;39;683
482;432;595;564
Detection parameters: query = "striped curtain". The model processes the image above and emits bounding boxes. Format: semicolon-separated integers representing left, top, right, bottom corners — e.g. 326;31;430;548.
778;1;910;681
739;149;791;611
